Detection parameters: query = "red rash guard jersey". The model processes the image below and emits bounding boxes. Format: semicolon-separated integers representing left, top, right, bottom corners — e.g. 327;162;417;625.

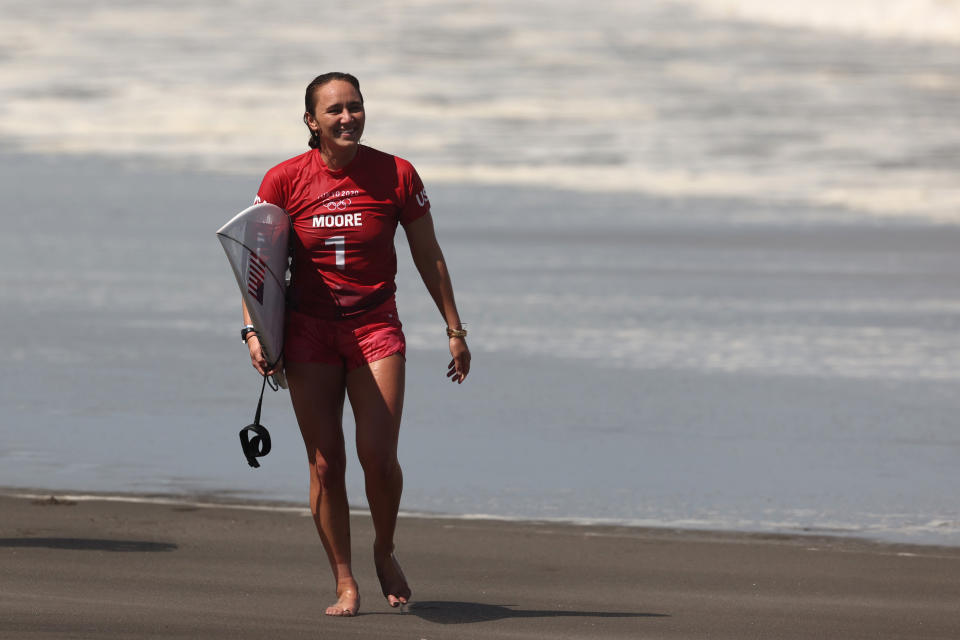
255;146;430;318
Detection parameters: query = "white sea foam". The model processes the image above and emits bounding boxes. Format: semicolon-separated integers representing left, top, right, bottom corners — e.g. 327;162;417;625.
405;321;960;382
416;164;960;224
1;1;958;223
675;0;960;43
402;288;960;381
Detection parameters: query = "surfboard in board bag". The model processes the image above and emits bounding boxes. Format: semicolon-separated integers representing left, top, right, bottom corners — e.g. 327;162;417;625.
217;202;290;389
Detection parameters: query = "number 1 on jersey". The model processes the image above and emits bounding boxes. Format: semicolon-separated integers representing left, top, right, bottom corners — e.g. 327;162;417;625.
325;235;345;270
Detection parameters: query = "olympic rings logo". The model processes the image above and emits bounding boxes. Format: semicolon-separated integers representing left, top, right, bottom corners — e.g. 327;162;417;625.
324;198;351;211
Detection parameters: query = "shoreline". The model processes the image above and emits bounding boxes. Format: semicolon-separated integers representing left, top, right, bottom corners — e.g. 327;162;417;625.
3;486;958;553
2;491;959;639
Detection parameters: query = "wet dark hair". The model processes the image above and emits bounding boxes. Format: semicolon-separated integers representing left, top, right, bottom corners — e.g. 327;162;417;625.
303;72;364;149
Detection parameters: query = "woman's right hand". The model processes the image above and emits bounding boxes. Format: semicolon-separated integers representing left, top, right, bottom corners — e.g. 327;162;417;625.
247;335;281;376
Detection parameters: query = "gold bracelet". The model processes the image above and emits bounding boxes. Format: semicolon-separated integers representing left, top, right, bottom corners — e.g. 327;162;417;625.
446;327;468;339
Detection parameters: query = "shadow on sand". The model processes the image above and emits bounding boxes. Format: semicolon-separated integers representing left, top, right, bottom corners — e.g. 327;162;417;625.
0;537;178;552
407;601;669;625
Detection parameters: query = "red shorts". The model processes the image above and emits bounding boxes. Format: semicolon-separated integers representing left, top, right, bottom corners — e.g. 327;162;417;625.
284;298;406;370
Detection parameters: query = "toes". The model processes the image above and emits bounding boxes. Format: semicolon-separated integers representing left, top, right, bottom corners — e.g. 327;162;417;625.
325;598;359;617
386;593;409;608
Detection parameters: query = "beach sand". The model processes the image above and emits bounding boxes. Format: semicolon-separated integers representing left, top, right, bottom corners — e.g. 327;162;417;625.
2;492;958;639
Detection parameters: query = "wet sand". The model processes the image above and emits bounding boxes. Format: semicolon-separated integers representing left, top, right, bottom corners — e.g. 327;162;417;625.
1;492;959;639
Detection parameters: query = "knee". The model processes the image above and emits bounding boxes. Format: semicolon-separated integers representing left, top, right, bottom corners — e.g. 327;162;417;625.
310;452;346;492
358;448;400;484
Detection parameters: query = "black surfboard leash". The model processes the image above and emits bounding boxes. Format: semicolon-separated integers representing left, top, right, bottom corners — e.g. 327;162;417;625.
239;372;274;468
237;319;285;468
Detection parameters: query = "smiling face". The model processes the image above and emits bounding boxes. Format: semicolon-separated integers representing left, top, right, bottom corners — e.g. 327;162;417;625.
304;79;365;163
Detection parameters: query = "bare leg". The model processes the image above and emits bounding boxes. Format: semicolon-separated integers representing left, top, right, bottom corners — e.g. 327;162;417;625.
286;360;360;617
346;353;411;607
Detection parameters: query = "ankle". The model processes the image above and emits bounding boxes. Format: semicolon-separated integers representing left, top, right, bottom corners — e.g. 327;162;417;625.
335;574;358;593
373;540;395;560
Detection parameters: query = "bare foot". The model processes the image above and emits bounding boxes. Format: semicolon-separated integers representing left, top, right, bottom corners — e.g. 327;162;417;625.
374;552;411;608
325;583;360;617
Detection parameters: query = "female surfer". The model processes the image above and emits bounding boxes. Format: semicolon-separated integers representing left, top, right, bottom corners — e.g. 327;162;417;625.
241;72;470;616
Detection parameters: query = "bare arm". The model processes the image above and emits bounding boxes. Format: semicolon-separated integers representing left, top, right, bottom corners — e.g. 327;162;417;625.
404;212;471;383
241;299;280;376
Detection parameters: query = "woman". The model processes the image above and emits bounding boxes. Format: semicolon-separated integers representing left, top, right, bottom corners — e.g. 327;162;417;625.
241;72;470;617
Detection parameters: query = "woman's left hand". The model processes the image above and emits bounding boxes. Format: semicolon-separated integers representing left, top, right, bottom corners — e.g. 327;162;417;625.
446;338;471;384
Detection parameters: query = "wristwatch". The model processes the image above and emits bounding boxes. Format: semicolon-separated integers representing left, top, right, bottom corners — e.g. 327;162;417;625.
446;327;468;339
240;324;257;343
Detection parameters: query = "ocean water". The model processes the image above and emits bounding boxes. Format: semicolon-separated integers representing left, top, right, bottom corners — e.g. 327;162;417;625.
1;1;959;545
